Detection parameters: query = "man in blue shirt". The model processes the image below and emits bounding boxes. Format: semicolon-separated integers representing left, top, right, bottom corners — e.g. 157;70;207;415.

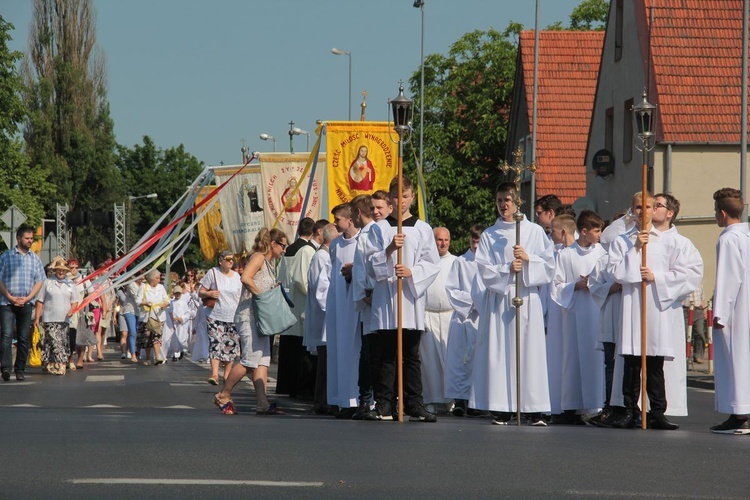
0;225;46;381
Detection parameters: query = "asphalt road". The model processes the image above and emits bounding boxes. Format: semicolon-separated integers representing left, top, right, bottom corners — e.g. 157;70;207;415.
1;347;748;499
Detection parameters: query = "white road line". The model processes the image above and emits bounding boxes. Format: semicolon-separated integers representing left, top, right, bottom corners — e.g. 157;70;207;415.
688;387;715;394
160;405;194;409
8;403;39;407
82;404;121;408
69;478;323;487
85;375;125;382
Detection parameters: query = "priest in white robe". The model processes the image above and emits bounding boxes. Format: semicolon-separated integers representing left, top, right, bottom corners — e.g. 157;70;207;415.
710;188;750;434
421;227;456;411
469;183;555;425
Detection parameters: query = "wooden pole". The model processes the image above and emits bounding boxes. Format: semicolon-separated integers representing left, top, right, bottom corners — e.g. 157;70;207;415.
640;150;648;430
397;139;404;423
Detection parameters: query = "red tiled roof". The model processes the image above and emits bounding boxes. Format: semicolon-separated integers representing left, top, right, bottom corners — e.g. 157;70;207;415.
519;30;604;204
645;0;746;142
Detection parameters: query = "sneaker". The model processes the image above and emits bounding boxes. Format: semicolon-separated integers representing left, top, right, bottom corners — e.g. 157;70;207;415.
710;415;750;435
2;370;11;381
528;413;548;426
409;405;437;423
154;359;166;365
375;404;393;421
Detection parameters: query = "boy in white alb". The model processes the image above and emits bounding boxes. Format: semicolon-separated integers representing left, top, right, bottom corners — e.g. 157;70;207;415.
710;188;750;434
551;211;606;423
367;177;440;422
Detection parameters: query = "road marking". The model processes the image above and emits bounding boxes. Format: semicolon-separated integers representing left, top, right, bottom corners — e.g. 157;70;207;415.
85;375;125;382
82;404;121;408
160;405;194;409
0;381;36;386
8;403;39;407
69;478;323;487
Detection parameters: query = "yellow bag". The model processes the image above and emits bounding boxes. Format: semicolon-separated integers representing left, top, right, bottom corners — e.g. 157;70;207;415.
28;326;42;368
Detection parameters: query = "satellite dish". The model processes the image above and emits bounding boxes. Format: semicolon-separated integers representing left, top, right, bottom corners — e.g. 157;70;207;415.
572;197;596;217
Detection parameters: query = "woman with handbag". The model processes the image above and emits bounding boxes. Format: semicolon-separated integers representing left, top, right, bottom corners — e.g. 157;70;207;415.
34;257;79;375
199;249;242;385
137;269;170;365
213;228;288;415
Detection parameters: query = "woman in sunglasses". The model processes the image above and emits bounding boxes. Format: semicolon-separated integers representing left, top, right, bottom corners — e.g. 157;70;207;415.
199;249;243;385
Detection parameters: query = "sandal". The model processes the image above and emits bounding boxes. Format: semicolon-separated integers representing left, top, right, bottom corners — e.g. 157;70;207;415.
213;394;236;415
256;403;285;415
208;377;219;386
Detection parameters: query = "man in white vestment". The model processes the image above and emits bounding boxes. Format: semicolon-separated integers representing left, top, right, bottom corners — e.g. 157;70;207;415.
367;177;440;422
551;211;606;423
276;217;317;398
710;188;750;434
420;227;456;412
607;192;702;430
445;224;485;416
469;182;555;426
305;223;337;415
326;204;361;417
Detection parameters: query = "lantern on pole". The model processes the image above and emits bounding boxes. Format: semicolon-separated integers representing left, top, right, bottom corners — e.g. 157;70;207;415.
631;87;657;430
389;82;413;422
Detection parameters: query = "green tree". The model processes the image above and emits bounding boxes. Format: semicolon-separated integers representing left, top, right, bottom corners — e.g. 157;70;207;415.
117;136;207;271
0;16;51;236
408;25;521;252
20;0;121;264
569;0;608;31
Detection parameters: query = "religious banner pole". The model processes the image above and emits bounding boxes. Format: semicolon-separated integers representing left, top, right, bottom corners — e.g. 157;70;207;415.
502;147;536;426
632;88;657;430
390;82;413;423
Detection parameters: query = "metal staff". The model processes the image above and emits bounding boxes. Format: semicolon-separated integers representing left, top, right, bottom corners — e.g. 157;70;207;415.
502;148;536;426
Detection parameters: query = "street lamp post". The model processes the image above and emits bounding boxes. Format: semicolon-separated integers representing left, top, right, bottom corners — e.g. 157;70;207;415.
390;82;413;423
259;133;277;152
331;47;352;120
291;127;310;152
632;88;657;431
127;193;157;250
413;0;425;187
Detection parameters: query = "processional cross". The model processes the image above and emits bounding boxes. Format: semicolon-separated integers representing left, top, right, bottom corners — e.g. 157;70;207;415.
500;147;537;426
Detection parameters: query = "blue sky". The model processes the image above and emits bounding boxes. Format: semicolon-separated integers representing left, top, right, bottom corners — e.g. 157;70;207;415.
5;0;584;166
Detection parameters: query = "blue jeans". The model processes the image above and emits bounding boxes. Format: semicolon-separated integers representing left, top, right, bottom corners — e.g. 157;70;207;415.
0;303;35;373
124;313;138;355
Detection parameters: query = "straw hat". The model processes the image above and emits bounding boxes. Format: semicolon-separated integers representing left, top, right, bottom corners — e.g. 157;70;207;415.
49;256;70;272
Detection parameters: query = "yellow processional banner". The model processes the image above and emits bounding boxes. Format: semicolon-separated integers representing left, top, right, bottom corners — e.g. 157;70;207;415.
325;121;397;214
195;186;228;261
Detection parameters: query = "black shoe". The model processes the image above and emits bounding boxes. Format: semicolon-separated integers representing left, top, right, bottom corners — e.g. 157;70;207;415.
466;408;487;417
312;404;331;415
361;408;380;421
648;413;679;430
351;402;370;420
1;370;9;382
451;399;467;417
710;415;750;435
409;404;437;423
375;403;393;421
527;413;548;427
613;410;636;429
551;411;583;425
491;411;515;425
14;371;25;381
335;407;357;419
